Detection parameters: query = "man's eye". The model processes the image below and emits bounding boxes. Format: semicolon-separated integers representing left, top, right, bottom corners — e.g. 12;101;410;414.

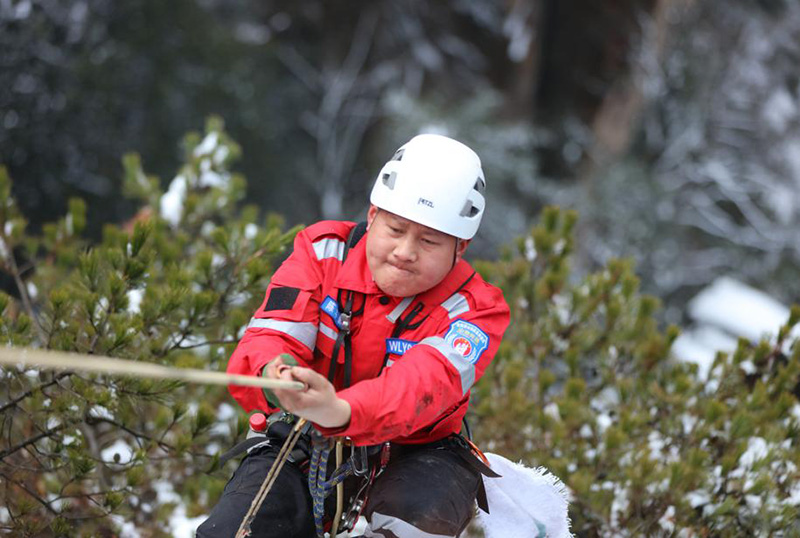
422;238;439;246
389;227;402;234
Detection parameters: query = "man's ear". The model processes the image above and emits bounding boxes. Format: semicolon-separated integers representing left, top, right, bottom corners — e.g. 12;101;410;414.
366;205;379;230
455;239;470;263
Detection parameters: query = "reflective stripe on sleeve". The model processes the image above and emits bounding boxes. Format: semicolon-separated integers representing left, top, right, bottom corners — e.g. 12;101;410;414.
418;336;476;395
364;512;452;538
386;295;416;323
318;322;338;341
312;238;346;261
247;318;318;351
440;293;470;319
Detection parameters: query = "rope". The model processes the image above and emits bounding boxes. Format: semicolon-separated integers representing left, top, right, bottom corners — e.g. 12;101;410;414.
331;440;345;537
308;436;353;538
234;418;308;538
0;346;305;391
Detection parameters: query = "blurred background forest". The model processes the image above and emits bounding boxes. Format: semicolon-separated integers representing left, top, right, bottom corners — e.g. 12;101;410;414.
3;0;800;321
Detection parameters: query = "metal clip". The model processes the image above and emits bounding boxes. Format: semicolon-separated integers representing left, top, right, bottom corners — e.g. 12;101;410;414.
338;311;352;332
350;445;370;476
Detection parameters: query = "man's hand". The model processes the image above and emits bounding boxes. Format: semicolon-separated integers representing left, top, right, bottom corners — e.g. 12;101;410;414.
263;356;352;429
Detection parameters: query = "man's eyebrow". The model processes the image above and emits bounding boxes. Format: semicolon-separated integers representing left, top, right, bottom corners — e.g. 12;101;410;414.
421;229;446;240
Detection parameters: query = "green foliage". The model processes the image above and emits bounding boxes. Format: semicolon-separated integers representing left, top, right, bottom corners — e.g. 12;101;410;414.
0;119;298;535
474;206;800;536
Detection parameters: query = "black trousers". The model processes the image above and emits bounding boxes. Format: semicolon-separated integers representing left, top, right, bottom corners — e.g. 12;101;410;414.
196;440;481;538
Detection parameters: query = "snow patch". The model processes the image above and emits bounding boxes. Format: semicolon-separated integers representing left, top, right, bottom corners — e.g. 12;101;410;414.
739;437;769;468
160;175;188;227
101;439;134;464
198;158;227;188
193;132;219;158
110;514;142;538
89;405;114;420
596;413;613;434
658;505;676;533
687;489;711;508
525;237;539;262
153;480;207;538
688;277;790;342
543;402;561;422
127;288;144;314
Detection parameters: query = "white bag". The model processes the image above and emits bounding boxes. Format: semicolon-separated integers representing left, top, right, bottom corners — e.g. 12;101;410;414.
476;453;573;538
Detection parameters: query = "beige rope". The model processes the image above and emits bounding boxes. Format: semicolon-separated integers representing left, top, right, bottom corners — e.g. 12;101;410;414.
0;346;305;391
331;439;345;537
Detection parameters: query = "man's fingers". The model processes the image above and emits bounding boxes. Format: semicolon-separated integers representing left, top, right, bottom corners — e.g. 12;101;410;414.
286;366;327;388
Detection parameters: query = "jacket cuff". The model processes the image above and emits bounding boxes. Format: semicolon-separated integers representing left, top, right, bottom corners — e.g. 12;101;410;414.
314;389;361;437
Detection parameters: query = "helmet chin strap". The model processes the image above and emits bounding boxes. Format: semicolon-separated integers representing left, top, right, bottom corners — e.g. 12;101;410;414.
452;238;460;269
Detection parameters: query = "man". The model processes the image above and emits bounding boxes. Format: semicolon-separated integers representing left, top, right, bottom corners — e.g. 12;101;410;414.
198;134;510;537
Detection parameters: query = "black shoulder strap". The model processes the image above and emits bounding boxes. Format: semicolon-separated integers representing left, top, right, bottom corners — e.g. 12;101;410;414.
327;221;368;389
342;221;368;263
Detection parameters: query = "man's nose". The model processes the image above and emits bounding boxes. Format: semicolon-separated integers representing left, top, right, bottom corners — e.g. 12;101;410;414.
392;236;417;261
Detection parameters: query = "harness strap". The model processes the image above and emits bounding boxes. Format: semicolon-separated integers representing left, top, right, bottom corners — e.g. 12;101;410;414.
326;222;367;388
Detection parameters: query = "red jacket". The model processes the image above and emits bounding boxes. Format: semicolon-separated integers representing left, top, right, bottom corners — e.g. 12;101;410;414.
227;221;510;446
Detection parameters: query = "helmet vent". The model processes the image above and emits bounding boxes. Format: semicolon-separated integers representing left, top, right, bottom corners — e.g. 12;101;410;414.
474;177;486;195
381;171;397;190
391;149;405;162
460;201;480;218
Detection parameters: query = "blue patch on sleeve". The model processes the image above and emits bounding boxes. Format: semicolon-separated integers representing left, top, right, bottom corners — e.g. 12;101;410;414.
320;296;342;328
444;320;490;365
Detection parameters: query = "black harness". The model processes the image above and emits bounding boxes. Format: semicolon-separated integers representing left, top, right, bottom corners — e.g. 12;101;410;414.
326;221;368;389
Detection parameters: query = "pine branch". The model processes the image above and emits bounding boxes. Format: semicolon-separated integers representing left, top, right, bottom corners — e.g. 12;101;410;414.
0;234;46;344
0;371;72;414
176;338;238;350
0;424;65;461
0;468;59;515
85;415;175;452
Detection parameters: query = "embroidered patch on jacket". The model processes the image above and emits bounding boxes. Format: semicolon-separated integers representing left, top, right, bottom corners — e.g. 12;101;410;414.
263;287;301;311
320;296;342;328
444;320;489;365
385;338;418;357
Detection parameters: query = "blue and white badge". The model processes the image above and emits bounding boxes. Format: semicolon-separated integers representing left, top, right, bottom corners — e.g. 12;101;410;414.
444;320;489;365
385;338;418;357
320;296;341;328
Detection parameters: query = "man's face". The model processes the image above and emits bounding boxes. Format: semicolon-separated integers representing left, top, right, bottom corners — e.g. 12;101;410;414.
365;206;469;297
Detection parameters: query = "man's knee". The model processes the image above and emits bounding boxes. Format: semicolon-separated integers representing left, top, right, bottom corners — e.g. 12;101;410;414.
364;448;480;537
196;447;314;538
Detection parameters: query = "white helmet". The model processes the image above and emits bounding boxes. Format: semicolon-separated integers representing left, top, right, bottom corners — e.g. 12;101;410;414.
369;134;486;240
